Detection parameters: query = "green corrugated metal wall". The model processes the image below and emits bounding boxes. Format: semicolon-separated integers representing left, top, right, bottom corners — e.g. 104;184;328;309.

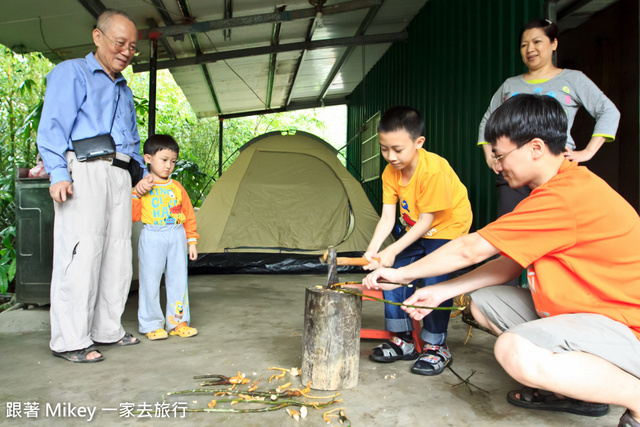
347;0;544;230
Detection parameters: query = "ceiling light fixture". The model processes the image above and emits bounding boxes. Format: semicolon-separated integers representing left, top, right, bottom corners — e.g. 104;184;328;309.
309;0;327;28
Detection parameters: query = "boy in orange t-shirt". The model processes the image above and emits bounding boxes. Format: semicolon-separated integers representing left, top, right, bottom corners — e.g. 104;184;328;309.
363;95;640;426
363;106;472;376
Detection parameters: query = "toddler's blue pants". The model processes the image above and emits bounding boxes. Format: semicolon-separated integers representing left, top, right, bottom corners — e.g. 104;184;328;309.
138;224;191;333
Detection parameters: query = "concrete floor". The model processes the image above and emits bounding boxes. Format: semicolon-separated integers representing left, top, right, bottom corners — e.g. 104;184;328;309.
0;273;625;426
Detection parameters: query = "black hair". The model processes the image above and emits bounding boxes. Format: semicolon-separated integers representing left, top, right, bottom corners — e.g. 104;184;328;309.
377;106;424;140
143;134;180;156
484;94;567;155
520;18;559;43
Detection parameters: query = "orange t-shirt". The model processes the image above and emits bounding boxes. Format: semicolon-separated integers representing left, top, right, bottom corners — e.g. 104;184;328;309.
479;160;640;340
382;149;472;240
132;179;199;245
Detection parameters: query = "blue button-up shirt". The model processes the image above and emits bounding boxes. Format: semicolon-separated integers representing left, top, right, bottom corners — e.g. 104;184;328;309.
37;52;145;185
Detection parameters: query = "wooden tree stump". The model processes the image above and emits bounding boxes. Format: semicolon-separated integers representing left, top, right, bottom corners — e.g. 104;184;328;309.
301;287;362;391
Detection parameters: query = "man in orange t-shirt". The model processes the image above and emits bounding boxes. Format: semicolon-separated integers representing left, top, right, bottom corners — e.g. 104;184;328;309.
362;94;640;426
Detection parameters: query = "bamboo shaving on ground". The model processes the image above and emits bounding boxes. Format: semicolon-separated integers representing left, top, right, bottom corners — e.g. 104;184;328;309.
268;366;300;383
464;325;473;345
323;407;350;425
165;367;345;422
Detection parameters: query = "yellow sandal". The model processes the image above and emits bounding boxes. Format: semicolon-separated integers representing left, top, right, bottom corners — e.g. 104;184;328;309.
146;329;168;340
170;322;198;338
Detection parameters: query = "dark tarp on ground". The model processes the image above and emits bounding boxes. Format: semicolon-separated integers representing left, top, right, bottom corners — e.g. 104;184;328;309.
189;252;366;275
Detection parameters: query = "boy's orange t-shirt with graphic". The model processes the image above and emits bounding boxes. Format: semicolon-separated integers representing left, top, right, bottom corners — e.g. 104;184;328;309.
382;148;472;240
479;160;640;340
132;178;199;245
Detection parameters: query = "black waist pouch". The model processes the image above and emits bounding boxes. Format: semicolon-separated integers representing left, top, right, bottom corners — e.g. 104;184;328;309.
72;134;116;161
127;159;145;184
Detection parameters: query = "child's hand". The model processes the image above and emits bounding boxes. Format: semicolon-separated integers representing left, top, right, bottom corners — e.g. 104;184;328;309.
135;174;154;195
362;267;406;290
363;250;380;270
376;248;397;268
188;244;198;261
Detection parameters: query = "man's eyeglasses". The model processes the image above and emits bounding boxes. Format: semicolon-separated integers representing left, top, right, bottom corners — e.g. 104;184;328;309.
491;143;528;163
99;29;139;57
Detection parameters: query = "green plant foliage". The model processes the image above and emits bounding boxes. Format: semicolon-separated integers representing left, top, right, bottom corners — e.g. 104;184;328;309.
0;46;52;172
133;95;149;128
1;44;347;294
123;68;346;205
172;158;208;208
0;46;52;293
0;225;16;294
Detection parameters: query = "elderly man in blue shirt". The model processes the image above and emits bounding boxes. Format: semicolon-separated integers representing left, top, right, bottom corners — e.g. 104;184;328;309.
37;9;154;363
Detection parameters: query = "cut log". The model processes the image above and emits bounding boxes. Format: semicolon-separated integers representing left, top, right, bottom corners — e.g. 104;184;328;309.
301;287;362;390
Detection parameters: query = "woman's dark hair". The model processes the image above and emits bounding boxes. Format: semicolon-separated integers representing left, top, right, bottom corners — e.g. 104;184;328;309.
143;134;180;156
377;106;424;140
519;18;559;43
484;94;567;155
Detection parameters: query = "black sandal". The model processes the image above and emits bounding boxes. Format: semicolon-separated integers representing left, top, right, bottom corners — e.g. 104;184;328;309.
411;343;452;376
507;387;609;417
94;332;140;346
369;336;419;363
619;409;640;427
52;347;104;363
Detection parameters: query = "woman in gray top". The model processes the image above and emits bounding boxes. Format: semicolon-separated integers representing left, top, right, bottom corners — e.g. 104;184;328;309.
478;19;620;217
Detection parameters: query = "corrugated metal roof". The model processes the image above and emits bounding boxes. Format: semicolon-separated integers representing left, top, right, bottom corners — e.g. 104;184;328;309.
0;0;427;118
0;0;618;120
555;0;619;30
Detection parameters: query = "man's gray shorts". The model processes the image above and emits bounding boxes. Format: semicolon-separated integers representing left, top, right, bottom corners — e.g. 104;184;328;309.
471;286;640;378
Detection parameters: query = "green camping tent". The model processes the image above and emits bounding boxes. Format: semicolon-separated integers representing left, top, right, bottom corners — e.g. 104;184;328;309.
195;131;388;258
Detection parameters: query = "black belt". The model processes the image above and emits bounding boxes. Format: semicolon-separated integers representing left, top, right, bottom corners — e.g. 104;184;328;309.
97;154;130;170
111;157;129;170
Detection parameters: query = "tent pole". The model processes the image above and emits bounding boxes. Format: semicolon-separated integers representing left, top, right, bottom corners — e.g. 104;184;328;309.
218;117;224;177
